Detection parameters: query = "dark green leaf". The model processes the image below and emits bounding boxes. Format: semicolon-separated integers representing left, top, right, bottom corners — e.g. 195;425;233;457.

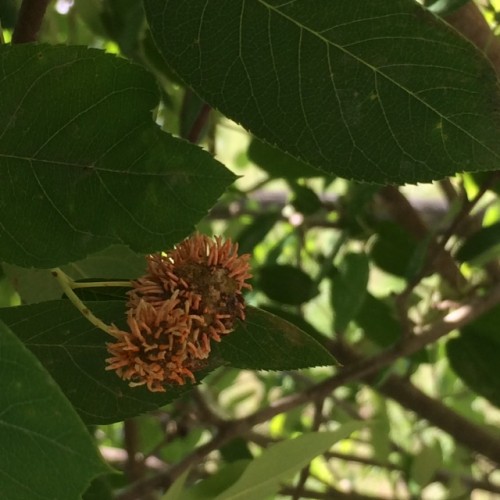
0;301;201;424
247;138;321;179
257;264;318;305
236;212;280;255
0;302;334;424
83;475;115;500
0;45;234;268
0;0;17;29
291;184;323;215
356;293;401;347
332;252;370;332
446;330;500;408
260;305;328;346
455;222;500;264
371;222;417;276
0;320;108;500
215;306;336;370
145;0;500;183
101;0;144;57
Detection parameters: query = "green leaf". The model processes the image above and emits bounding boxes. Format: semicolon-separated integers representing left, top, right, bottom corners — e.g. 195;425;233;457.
331;252;370;332
290;184;323;215
180;461;250;500
217;306;336;370
247;138;321;179
356;293;401;347
428;0;470;16
101;0;145;57
410;442;442;488
455;222;500;265
0;319;108;500
0;303;334;424
0;301;201;424
3;244;145;304
162;469;190;500
0;45;234;268
446;330;500;408
371;222;417;277
216;423;365;500
257;264;318;305
236;212;280;255
144;0;500;183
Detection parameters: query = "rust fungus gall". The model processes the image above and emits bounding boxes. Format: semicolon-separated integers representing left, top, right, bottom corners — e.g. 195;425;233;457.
105;234;252;392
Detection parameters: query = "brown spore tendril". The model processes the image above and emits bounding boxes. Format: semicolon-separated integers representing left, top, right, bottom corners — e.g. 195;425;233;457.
105;234;252;392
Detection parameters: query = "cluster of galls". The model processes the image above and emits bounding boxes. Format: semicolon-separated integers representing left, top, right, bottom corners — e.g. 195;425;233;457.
106;234;252;392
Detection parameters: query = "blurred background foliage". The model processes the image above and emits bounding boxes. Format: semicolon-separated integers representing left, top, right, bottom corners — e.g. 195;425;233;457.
1;1;500;499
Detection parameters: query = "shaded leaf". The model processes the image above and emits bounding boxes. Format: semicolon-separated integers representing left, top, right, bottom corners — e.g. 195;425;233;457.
331;252;369;332
247;138;321;179
179;461;249;500
0;301;201;424
0;320;108;500
145;0;500;183
0;303;334;424
290;184;322;215
216;423;365;500
0;44;234;268
216;306;337;370
162;469;190;500
3;244;145;304
236;212;280;255
356;293;401;347
101;0;144;57
446;330;500;408
257;264;318;305
455;221;500;265
371;222;417;276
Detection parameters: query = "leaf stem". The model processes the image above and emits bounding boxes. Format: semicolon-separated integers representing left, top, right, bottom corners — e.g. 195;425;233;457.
71;280;132;290
51;268;119;337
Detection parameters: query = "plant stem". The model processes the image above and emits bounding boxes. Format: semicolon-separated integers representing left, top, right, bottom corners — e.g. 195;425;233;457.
12;0;51;44
71;280;132;289
51;268;119;337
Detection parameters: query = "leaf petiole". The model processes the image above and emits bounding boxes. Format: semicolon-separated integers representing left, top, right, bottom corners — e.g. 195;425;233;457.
50;268;121;337
71;280;132;289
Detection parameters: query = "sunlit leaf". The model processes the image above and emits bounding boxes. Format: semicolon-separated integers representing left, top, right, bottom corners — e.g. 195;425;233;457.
216;423;365;500
0;320;108;500
145;0;500;183
0;44;234;268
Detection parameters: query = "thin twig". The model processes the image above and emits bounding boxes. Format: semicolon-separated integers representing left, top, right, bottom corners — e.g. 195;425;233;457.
116;280;500;499
12;0;51;44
